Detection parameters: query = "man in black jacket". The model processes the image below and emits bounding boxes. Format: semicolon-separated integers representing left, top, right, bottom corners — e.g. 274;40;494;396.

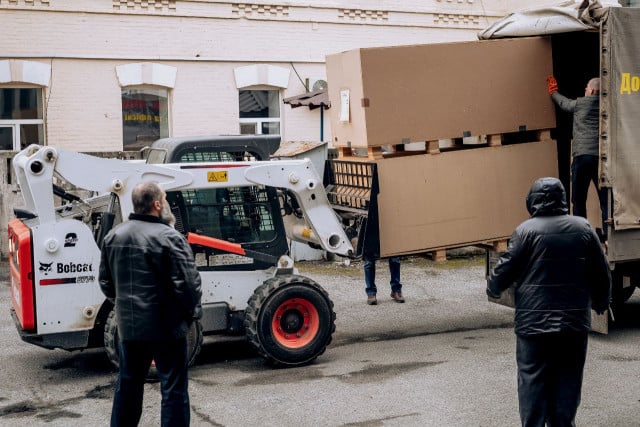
99;181;202;427
488;177;611;427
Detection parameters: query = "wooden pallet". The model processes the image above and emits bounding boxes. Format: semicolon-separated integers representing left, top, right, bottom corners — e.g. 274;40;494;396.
487;129;551;147
335;128;553;160
418;238;509;263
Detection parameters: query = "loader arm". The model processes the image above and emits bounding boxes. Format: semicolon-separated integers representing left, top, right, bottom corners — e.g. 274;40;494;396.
12;144;353;257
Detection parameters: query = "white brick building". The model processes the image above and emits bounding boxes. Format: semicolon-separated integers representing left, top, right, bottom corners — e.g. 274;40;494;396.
0;0;559;152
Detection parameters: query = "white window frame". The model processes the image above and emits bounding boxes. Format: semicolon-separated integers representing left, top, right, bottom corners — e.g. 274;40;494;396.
239;116;281;135
0;120;44;151
0;86;45;151
0;60;49;151
238;88;282;136
120;86;171;149
116;63;177;149
234;65;289;137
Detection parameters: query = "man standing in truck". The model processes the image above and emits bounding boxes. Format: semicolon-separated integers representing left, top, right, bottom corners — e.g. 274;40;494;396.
99;181;202;427
548;75;608;243
487;177;610;427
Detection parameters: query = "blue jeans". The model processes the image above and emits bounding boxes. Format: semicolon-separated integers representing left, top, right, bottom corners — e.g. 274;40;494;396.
111;337;190;427
364;256;401;296
572;154;608;240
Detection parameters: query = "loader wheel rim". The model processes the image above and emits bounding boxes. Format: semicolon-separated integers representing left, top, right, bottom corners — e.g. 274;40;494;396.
271;297;319;349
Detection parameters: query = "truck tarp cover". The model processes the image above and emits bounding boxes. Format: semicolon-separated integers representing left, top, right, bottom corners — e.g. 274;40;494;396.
478;1;610;39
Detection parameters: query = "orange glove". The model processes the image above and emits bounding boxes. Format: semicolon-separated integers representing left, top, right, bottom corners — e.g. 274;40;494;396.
547;76;558;95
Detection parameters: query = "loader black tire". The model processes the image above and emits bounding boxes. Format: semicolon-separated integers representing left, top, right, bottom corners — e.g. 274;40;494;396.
244;275;336;367
104;309;120;369
103;309;203;369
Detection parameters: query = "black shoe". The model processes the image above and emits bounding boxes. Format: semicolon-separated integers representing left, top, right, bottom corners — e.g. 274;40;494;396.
390;292;405;303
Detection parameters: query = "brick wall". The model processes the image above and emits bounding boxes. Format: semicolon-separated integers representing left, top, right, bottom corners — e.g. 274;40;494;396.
0;1;561;151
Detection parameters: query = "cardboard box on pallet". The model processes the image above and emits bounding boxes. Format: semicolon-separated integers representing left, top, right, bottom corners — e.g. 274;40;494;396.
326;37;556;148
375;140;558;257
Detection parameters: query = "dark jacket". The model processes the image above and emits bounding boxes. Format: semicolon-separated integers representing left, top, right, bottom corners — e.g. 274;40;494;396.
551;92;599;157
488;177;611;336
99;214;202;341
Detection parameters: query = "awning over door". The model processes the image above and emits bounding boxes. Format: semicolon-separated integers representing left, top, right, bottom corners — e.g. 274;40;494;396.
283;89;330;110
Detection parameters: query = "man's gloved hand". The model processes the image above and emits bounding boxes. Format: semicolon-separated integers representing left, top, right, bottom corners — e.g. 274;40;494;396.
547;76;558;95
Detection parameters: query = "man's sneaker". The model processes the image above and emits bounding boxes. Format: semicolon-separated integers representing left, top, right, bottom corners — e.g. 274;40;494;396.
367;295;377;305
391;292;405;303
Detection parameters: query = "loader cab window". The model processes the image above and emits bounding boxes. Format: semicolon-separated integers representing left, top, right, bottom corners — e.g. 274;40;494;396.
0;88;45;150
121;88;169;150
172;187;277;244
239;89;281;135
166;149;278;245
177;150;249;163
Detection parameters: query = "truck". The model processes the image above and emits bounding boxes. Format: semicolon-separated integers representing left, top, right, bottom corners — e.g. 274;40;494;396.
8;135;353;368
322;4;639;328
480;4;640;320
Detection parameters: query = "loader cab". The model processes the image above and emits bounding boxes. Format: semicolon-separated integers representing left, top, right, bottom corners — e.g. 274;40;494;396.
146;134;281;164
147;135;289;270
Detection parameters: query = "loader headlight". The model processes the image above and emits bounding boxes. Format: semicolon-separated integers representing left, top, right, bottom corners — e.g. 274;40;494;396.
44;238;59;253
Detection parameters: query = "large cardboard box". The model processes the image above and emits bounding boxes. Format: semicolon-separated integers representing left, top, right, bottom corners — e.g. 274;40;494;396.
326;37;556;148
375;140;558;257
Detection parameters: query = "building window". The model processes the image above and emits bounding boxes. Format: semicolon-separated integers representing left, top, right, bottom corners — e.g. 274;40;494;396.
122;87;169;149
0;88;44;150
239;90;280;135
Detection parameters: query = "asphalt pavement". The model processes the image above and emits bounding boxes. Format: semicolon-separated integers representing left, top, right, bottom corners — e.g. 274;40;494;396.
0;255;639;426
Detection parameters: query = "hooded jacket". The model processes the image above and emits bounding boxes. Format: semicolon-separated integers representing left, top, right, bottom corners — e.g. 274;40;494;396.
488;177;611;336
99;214;202;341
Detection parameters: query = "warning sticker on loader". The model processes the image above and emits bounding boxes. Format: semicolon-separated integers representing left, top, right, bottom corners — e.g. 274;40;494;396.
207;171;228;182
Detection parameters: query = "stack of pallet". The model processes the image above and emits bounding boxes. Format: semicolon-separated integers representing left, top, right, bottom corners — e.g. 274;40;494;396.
325;37;559;261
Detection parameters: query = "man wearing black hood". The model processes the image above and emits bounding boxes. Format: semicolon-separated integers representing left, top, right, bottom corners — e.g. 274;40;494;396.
487;177;611;427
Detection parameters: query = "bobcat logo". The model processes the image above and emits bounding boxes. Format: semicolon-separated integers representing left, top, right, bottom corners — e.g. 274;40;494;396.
39;262;53;275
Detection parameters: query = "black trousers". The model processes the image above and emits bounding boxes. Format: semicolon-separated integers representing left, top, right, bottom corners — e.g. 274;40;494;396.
111;337;190;427
571;154;608;240
516;332;588;427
